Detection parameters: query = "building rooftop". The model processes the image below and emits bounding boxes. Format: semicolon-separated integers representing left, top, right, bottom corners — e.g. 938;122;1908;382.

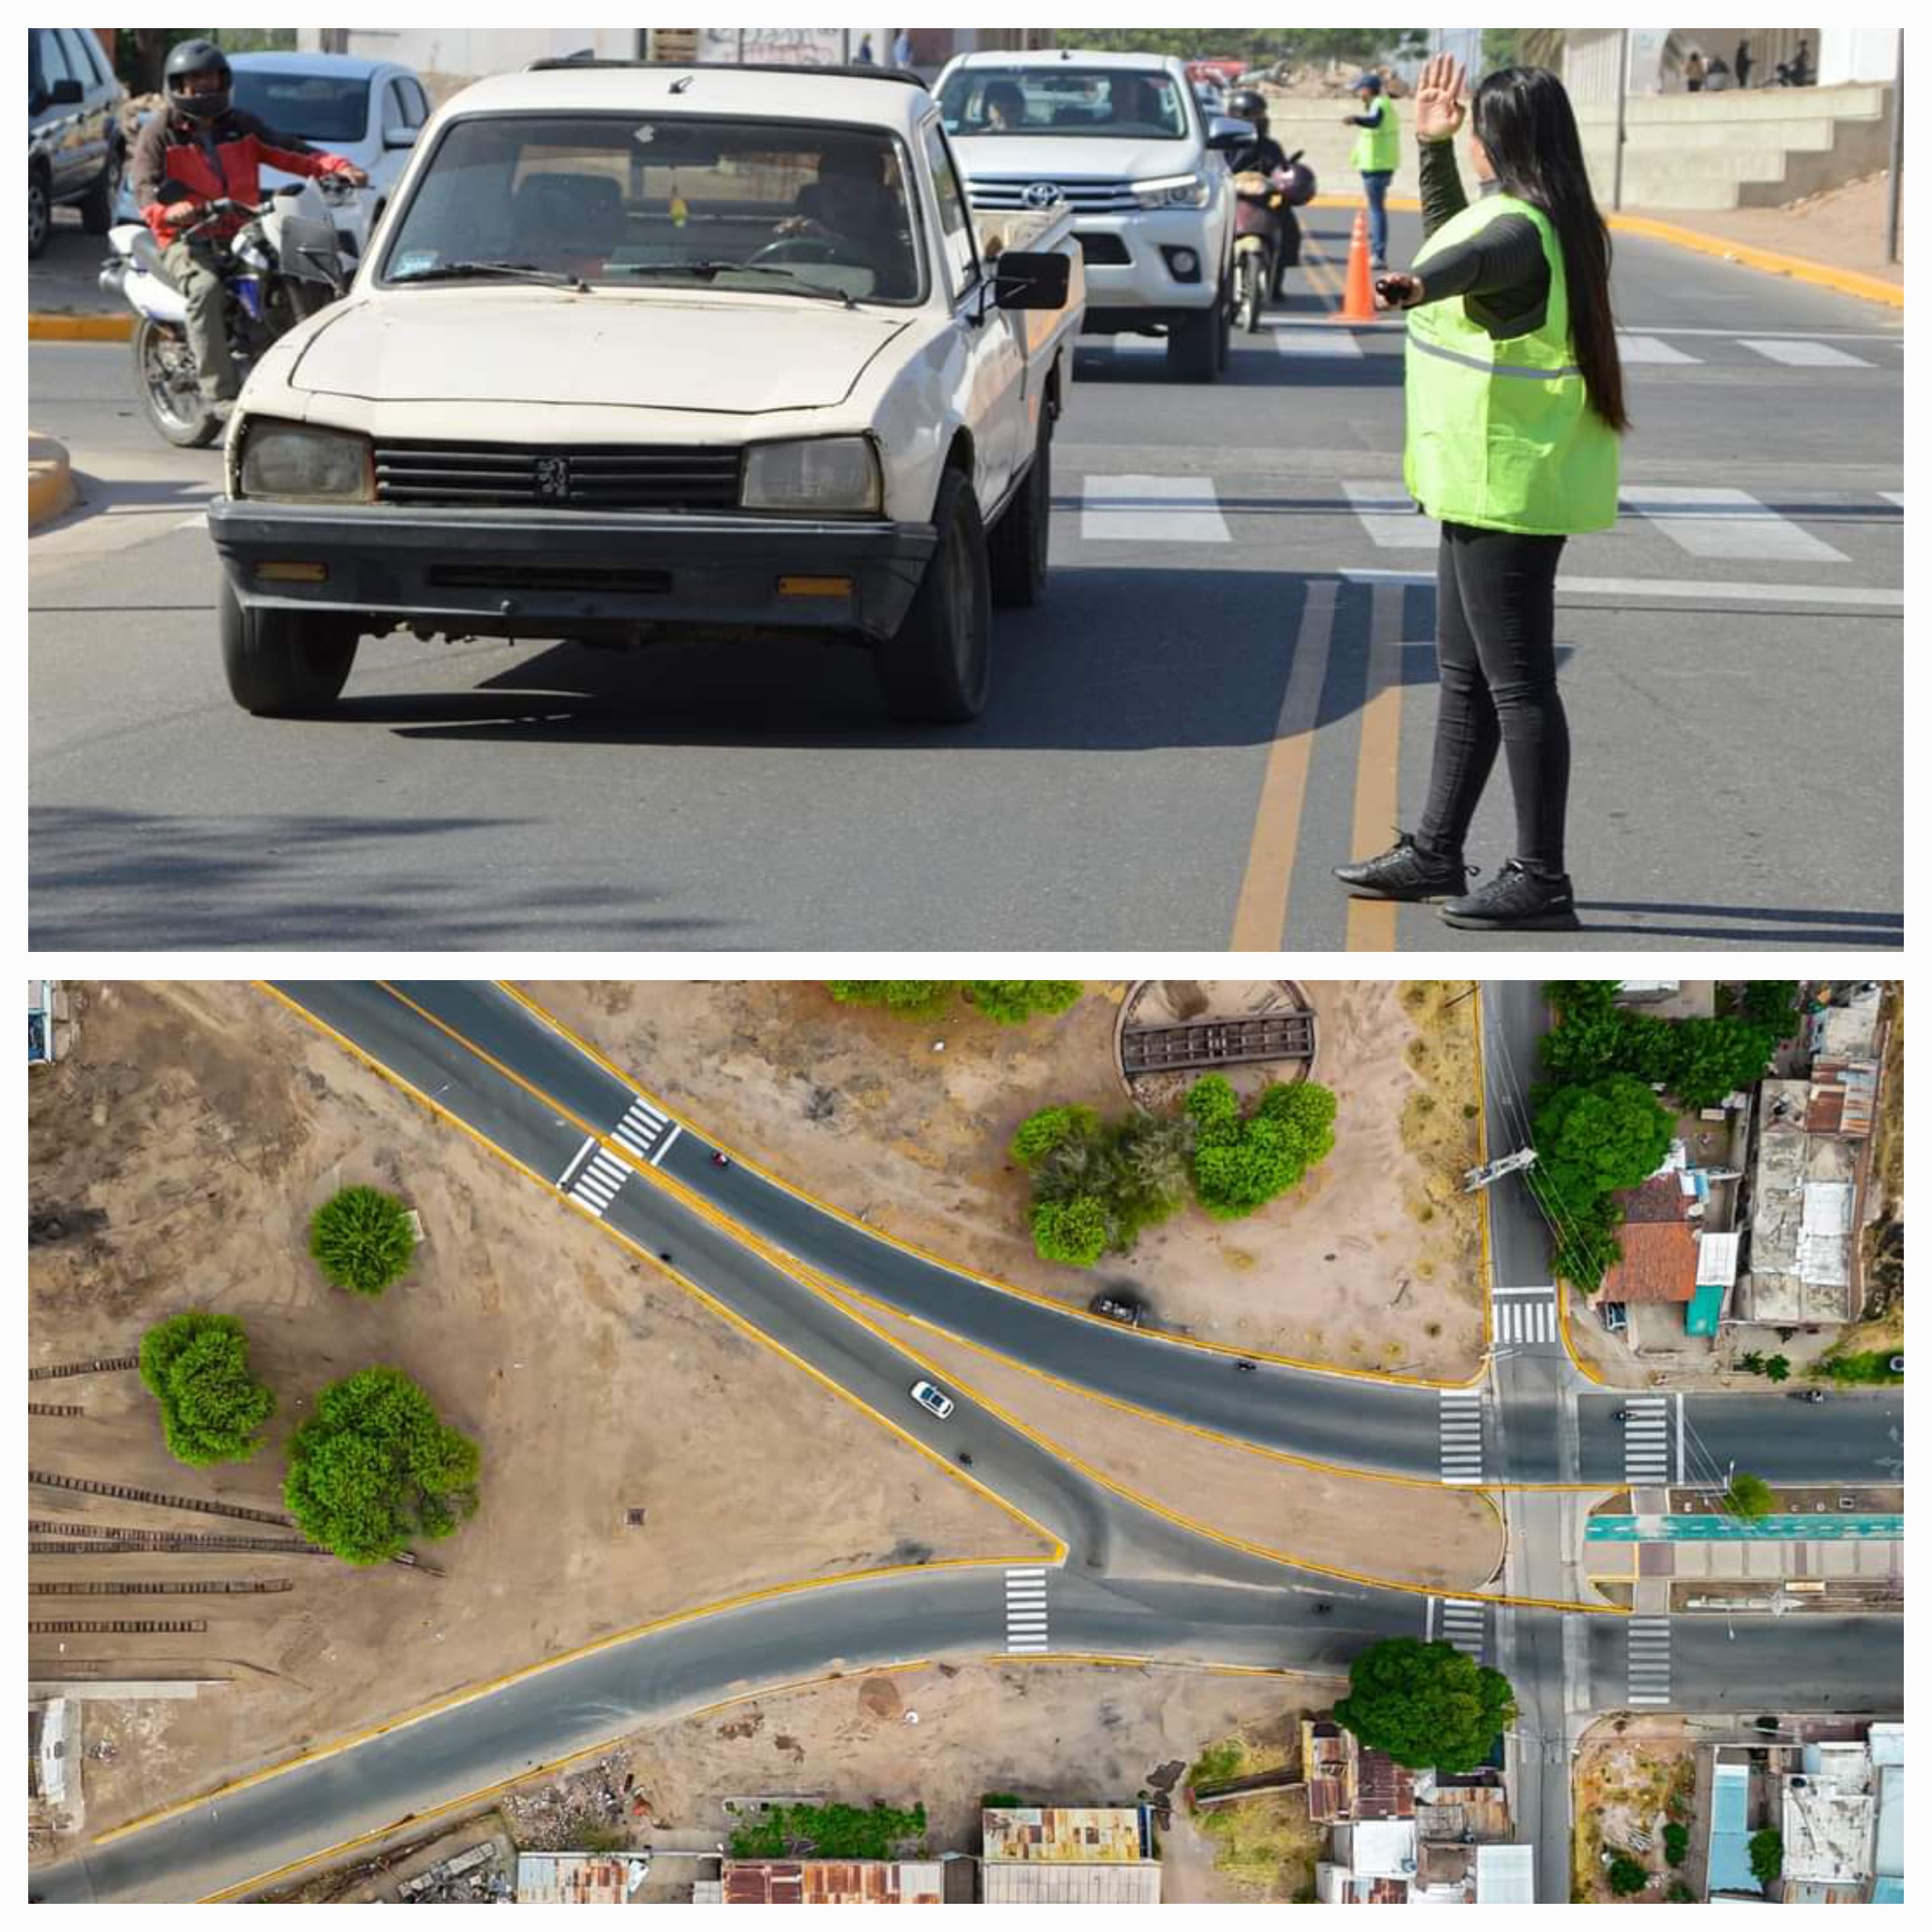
1742;1082;1862;1324
1706;1758;1762;1900
1807;1058;1878;1138
720;1860;945;1905
1782;1773;1874;1886
1297;1722;1415;1823
1603;1218;1701;1303
1342;1819;1417;1880
1475;1843;1534;1903
979;1864;1161;1904
1808;991;1882;1064
515;1854;645;1904
979;1806;1152;1863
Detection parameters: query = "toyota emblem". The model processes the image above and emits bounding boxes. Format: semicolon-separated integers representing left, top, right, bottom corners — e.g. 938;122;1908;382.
1022;181;1063;209
535;455;572;500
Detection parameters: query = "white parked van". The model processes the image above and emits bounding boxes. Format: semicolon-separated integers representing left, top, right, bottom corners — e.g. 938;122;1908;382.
935;49;1244;381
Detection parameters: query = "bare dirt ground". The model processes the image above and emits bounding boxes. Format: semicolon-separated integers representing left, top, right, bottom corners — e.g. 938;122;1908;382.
1572;1727;1700;1904
28;983;1043;1848
1629;170;1902;284
844;1293;1503;1593
523;980;1487;1380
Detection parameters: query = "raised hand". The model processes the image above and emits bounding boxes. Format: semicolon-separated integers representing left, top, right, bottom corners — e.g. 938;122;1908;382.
1413;52;1467;142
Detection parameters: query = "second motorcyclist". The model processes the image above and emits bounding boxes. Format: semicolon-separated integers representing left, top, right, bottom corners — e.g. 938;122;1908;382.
1223;87;1297;297
131;38;368;419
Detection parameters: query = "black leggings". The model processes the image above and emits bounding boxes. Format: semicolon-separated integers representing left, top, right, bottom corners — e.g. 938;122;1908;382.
1416;521;1570;875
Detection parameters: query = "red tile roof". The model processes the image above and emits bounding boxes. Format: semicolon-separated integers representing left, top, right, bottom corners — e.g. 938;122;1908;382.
1603;1218;1700;1303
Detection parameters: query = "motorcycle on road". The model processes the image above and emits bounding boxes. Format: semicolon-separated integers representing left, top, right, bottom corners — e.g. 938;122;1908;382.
1230;149;1316;334
100;175;358;449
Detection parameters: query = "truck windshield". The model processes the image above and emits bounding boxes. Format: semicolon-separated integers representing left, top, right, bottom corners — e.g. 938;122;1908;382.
937;67;1190;140
380;113;924;304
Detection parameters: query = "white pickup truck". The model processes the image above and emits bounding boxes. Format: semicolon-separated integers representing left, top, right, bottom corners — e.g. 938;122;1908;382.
207;59;1085;724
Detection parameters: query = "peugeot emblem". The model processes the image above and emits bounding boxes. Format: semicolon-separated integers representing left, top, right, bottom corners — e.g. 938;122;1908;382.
535;455;571;500
1022;181;1063;209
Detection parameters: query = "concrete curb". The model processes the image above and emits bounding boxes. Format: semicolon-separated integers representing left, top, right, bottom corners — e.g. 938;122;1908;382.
30;311;133;341
28;431;75;530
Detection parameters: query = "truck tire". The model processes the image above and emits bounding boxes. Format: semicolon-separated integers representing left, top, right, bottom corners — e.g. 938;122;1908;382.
220;578;359;716
877;466;990;724
1167;297;1227;382
28;162;52;258
78;146;121;235
988;415;1051;609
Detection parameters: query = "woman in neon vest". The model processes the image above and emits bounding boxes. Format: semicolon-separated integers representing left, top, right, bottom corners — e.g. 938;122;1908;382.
1333;53;1627;931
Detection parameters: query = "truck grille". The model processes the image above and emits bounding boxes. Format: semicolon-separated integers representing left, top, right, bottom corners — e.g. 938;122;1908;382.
967;176;1138;214
1074;231;1132;265
372;441;741;512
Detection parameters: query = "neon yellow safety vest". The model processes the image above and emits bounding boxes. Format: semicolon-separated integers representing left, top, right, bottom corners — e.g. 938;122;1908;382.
1402;191;1620;535
1350;96;1399;173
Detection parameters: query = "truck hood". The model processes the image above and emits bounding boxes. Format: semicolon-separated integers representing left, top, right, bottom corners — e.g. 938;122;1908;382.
287;290;910;415
948;132;1200;187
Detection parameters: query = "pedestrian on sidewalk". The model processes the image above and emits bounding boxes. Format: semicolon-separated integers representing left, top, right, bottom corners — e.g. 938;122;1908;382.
1734;39;1754;89
1333;54;1626;932
1703;57;1733;93
1342;71;1399;268
1684;50;1707;93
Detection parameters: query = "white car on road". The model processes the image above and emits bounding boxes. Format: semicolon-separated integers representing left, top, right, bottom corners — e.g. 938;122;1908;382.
935;49;1244;381
910;1380;955;1419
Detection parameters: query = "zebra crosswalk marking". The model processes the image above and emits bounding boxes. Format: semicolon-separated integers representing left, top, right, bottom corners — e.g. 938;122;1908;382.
1619;486;1849;564
1622;1395;1672;1485
1080;475;1231;544
1438;1391;1485;1486
567;1146;631;1219
1615;333;1701;365
609;1095;680;1166
1437;1597;1487;1662
1342;480;1435;550
1740;337;1873;370
1626;1617;1673;1706
1273;326;1364;359
1004;1567;1050;1654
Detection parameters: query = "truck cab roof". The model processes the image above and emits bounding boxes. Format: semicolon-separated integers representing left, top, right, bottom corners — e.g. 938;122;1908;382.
943;49;1191;75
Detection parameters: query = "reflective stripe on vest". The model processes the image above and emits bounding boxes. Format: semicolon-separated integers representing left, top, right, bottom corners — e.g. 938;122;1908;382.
1351;97;1399;173
1401;192;1619;536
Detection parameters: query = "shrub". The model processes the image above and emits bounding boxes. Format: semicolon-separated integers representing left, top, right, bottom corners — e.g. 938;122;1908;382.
1187;1074;1338;1220
965;981;1083;1025
727;1801;926;1861
1030;1195;1112;1268
1748;1828;1782;1885
1723;1472;1776;1522
1607;1855;1648;1896
1819;1349;1904;1385
826;981;1083;1026
308;1185;416;1298
1010;1104;1101;1169
1667;1877;1697;1902
283;1366;479;1564
137;1311;276;1466
981;1792;1024;1809
825;979;955;1019
1663;1821;1689;1866
1762;1354;1790;1383
1739;981;1800;1034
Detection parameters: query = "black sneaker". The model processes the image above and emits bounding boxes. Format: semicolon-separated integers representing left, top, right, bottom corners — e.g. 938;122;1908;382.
1441;861;1580;931
1334;833;1470;902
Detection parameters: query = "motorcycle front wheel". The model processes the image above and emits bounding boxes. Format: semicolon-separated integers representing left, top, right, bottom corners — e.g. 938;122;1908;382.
1235;252;1264;334
132;317;223;448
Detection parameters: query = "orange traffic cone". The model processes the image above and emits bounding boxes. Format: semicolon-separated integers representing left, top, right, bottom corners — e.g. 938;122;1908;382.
1335;207;1377;322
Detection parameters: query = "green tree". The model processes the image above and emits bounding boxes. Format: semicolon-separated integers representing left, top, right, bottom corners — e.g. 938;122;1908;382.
1748;1828;1782;1885
1664;1822;1689;1866
1762;1354;1790;1384
1187;1074;1338;1220
1664;1016;1778;1111
1738;1351;1766;1375
1538;981;1626;1083
309;1184;416;1298
1607;1855;1649;1896
965;981;1083;1025
1723;1472;1776;1522
1530;1074;1675;1285
1666;1878;1697;1901
1010;1104;1101;1169
728;1800;926;1860
137;1311;276;1467
1030;1195;1112;1268
1739;981;1800;1034
824;979;955;1019
1330;1637;1517;1774
282;1366;480;1565
1107;1110;1195;1244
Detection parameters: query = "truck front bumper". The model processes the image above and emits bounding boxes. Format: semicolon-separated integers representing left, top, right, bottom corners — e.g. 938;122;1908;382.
205;500;938;644
1068;206;1226;322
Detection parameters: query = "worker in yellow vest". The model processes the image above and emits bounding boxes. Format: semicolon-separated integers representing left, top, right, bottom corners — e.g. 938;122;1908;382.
1332;53;1627;931
1342;71;1400;268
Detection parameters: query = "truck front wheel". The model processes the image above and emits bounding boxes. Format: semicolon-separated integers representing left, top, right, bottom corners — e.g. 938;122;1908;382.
989;415;1051;609
220;579;359;716
1167;296;1228;383
877;466;990;724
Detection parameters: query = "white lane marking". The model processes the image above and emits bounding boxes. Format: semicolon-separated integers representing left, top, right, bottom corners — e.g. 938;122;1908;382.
1675;1393;1686;1485
1619;486;1848;564
610;1095;672;1164
1881;492;1904;508
649;1121;682;1167
556;1134;597;1191
1741;337;1873;369
1080;474;1230;543
569;1148;631;1219
1437;1598;1487;1662
174;511;209;530
1626;1617;1672;1705
1623;1395;1672;1484
1340;567;1899;606
1005;1568;1051;1654
1494;1297;1557;1344
1342;480;1435;550
1617;333;1701;364
1613;323;1901;341
1273;326;1364;358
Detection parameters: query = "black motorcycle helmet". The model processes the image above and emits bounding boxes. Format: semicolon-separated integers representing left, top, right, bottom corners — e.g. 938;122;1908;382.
1226;87;1270;137
165;39;233;123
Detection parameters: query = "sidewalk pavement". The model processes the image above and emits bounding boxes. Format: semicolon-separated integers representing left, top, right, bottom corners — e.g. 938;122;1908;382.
28;432;74;529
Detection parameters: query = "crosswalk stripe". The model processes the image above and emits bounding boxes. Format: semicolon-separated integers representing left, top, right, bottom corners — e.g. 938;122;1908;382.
1616;333;1701;365
1005;1566;1051;1654
1273;326;1364;359
1081;474;1230;543
650;1122;682;1166
1619;485;1849;564
1881;492;1904;508
1341;480;1434;550
1741;337;1872;369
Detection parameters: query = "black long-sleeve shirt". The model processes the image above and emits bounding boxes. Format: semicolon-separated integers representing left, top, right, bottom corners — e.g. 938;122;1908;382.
1410;137;1550;338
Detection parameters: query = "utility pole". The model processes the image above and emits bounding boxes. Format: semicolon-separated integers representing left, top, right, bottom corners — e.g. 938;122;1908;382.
1885;31;1904;264
1464;1147;1538;1193
1611;29;1630;211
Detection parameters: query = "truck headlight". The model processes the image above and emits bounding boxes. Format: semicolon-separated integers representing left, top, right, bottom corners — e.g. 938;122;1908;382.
1132;172;1213;210
237;421;374;503
741;437;882;515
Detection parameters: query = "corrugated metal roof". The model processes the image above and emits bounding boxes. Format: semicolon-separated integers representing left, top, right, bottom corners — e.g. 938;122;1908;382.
720;1860;945;1904
979;1864;1161;1903
1474;1844;1534;1903
515;1853;636;1904
980;1807;1149;1863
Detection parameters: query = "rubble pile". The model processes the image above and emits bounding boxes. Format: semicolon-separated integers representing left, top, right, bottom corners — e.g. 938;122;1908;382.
502;1752;640;1851
397;1841;510;1903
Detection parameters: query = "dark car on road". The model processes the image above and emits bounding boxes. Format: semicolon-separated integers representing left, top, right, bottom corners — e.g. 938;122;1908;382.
28;27;125;256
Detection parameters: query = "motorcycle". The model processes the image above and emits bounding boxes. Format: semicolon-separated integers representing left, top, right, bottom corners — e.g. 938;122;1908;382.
101;174;358;449
1230;150;1317;333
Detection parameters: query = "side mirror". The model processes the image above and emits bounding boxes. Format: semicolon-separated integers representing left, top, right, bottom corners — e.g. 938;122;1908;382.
993;248;1069;311
384;123;419;150
49;76;87;107
1207;114;1256;152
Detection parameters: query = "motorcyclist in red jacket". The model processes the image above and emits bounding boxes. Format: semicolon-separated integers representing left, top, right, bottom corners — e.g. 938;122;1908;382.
130;38;368;413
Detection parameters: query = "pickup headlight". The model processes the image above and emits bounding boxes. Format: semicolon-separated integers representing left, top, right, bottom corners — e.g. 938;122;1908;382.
237;421;374;503
1132;171;1214;211
741;437;882;515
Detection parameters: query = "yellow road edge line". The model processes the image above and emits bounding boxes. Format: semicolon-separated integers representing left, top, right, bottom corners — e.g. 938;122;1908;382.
498;981;1489;1393
29;310;134;341
1604;209;1904;310
1343;586;1404;951
129;986;1059;1852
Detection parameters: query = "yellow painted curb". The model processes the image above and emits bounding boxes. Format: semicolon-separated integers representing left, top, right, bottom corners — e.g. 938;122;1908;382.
28;432;74;529
30;310;133;341
1605;210;1903;310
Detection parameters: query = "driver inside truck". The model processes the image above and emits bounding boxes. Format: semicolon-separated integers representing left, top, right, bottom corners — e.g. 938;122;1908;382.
774;144;914;294
979;79;1026;129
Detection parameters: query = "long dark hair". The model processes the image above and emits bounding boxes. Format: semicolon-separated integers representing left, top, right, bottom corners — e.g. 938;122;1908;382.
1472;66;1629;433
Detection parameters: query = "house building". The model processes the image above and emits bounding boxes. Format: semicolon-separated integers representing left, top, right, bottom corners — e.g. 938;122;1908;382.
1780;1742;1876;1902
1705;1756;1764;1901
515;1853;647;1903
717;1860;949;1904
977;1807;1160;1904
1301;1721;1416;1825
1740;1077;1872;1326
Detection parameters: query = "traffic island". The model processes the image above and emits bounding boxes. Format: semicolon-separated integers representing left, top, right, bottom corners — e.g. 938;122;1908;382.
27;432;74;529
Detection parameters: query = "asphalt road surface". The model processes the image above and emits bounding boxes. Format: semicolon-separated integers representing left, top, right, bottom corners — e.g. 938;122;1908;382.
29;212;1902;949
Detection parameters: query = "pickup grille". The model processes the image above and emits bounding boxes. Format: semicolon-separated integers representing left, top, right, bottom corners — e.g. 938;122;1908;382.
372;441;741;512
1074;231;1132;265
967;176;1138;214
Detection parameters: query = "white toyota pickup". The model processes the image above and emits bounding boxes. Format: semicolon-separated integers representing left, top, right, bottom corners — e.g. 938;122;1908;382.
207;59;1085;724
935;50;1245;382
